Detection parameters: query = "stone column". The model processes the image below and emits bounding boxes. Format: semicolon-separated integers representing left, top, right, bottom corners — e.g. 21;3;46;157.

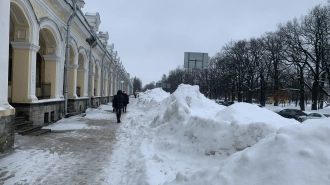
94;74;99;96
68;64;78;99
118;75;120;91
77;68;88;97
83;68;88;97
0;0;15;152
44;55;59;98
104;73;108;96
0;0;11;109
11;42;39;103
109;72;113;96
91;72;95;97
114;72;117;94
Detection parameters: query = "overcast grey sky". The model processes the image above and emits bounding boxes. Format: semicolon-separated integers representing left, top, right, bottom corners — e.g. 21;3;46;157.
83;0;327;86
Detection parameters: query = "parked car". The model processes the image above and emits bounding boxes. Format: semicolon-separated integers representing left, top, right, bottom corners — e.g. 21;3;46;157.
298;113;328;122
277;109;307;120
324;114;330;117
215;100;224;104
219;101;234;106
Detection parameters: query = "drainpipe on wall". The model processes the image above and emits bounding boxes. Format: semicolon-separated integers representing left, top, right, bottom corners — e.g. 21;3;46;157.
100;43;107;104
64;0;77;116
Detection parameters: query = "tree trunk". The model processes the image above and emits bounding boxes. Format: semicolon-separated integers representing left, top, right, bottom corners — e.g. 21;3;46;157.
247;91;253;103
238;85;243;102
231;85;236;102
299;91;305;111
299;74;305;111
260;75;266;107
311;81;318;110
319;94;324;109
273;78;279;106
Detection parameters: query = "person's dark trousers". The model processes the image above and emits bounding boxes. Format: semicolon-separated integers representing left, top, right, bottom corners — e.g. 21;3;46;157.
116;108;122;123
123;105;127;112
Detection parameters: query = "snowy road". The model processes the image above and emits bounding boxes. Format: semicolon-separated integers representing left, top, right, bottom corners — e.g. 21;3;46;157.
0;105;125;185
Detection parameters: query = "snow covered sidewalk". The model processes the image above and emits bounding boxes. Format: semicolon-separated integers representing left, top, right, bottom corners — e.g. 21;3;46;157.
0;102;125;184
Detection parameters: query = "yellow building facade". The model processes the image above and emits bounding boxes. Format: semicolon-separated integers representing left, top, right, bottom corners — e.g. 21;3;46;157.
1;0;131;152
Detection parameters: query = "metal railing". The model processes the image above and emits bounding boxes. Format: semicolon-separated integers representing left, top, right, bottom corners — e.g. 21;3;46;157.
36;82;51;99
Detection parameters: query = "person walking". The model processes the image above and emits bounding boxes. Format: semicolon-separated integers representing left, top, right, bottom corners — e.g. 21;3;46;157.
112;90;125;123
122;91;129;113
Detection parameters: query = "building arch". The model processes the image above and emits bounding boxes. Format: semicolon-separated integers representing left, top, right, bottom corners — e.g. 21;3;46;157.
77;51;88;97
10;0;39;45
9;1;40;103
66;43;78;99
37;25;61;99
78;47;88;69
69;38;78;64
39;17;63;54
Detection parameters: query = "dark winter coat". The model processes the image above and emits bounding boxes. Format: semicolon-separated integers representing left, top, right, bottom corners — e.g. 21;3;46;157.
123;93;129;106
112;90;125;109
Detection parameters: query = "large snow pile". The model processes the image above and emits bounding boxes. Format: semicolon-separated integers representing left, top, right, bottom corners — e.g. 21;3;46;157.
166;118;330;185
149;84;225;128
131;84;321;185
169;84;225;118
137;87;170;109
144;86;298;160
216;102;299;150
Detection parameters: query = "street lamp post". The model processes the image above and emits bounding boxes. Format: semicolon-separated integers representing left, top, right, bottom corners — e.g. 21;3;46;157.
120;80;124;90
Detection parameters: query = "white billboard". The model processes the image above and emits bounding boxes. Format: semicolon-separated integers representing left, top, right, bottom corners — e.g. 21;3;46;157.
184;52;208;69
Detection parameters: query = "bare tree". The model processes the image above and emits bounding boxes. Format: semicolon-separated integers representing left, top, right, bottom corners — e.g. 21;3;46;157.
131;76;142;93
142;81;155;92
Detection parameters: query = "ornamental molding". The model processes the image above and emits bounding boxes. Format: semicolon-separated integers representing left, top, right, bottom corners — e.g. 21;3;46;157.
77;68;88;72
11;42;40;52
43;55;59;61
69;64;79;69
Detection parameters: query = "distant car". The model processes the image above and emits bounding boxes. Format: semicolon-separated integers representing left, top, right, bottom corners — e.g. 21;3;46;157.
220;101;234;106
298;113;328;122
324;114;330;117
215;100;224;104
277;109;307;120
